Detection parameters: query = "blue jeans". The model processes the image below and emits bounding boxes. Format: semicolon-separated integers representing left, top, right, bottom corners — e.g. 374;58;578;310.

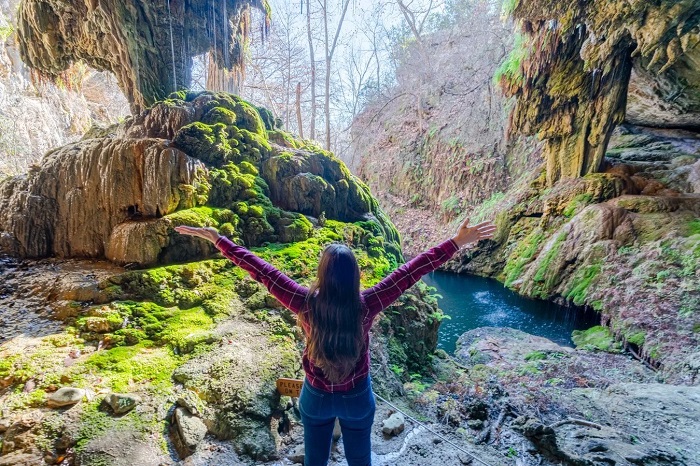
298;376;376;466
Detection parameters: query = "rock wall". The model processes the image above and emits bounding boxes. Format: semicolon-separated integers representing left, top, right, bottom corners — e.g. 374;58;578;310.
0;0;129;177
16;0;269;112
501;0;700;186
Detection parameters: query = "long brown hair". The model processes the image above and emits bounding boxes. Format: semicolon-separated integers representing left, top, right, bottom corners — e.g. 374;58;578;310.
301;244;364;383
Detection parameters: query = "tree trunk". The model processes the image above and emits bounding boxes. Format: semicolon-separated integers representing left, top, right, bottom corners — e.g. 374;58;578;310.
296;82;304;139
306;0;316;140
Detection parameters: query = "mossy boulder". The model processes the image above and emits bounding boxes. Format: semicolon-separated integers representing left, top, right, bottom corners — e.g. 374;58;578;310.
0;91;401;268
572;326;621;352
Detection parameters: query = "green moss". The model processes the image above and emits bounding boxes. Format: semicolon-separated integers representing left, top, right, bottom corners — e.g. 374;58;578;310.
74;400;165;455
503;230;545;287
471;192;506;224
255;105;279;131
687;219;700;236
572;326;620;352
565;262;602;305
202;107;238;126
0;357;15;379
0;25;15;41
524;350;548;361
267;130;301;148
165;206;219;228
531;231;568;296
77;344;181;394
563;193;594;218
173;122;236;166
167;90;188;101
517;362;542;375
625;330;645;347
0;333;83;398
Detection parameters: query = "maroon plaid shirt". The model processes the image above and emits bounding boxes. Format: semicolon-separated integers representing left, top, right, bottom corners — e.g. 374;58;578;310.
215;236;459;392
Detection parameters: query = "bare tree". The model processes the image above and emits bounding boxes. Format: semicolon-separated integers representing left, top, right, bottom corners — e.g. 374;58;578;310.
306;0;317;139
241;2;312;135
396;0;437;44
321;0;352;150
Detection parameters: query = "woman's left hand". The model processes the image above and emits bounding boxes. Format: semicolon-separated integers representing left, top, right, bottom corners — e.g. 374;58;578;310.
174;226;221;244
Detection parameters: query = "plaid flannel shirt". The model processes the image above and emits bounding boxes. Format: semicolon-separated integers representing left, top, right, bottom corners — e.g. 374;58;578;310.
215;236;459;393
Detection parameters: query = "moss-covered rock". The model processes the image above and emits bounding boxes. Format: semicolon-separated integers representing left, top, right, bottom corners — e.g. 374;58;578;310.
572;326;621;352
501;0;700;186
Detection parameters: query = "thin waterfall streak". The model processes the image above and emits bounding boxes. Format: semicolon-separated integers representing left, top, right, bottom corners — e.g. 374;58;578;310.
223;0;229;68
167;0;177;89
212;0;216;64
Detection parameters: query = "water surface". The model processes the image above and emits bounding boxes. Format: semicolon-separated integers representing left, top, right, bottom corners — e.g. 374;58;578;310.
422;270;599;353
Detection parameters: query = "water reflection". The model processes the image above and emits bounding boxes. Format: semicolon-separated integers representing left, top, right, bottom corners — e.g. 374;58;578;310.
422;271;599;353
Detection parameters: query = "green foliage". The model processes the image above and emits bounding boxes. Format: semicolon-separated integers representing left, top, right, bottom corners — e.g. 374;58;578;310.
688;219;700;236
494;33;527;86
441;195;462;216
563;194;594;218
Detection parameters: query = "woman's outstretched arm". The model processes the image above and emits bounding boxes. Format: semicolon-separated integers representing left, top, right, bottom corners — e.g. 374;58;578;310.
361;217;496;317
174;226;309;314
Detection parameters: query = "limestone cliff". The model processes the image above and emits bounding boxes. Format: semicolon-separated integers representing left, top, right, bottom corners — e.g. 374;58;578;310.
16;0;269;113
0;0;129;177
501;0;700;186
352;2;700;385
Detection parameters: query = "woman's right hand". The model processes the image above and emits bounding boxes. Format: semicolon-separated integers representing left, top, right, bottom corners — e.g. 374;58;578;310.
452;217;497;248
174;225;221;244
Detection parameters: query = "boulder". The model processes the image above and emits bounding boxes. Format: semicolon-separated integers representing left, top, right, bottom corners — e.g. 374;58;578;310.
103;393;141;415
174;407;208;452
0;139;205;259
76;429;168;466
172;321;299;461
176;390;205;416
381;412;405;436
47;387;85;408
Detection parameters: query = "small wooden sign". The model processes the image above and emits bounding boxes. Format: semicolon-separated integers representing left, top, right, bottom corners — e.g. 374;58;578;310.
276;378;303;397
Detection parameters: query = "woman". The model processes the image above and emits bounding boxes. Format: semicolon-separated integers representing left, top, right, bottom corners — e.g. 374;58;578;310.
175;217;496;466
